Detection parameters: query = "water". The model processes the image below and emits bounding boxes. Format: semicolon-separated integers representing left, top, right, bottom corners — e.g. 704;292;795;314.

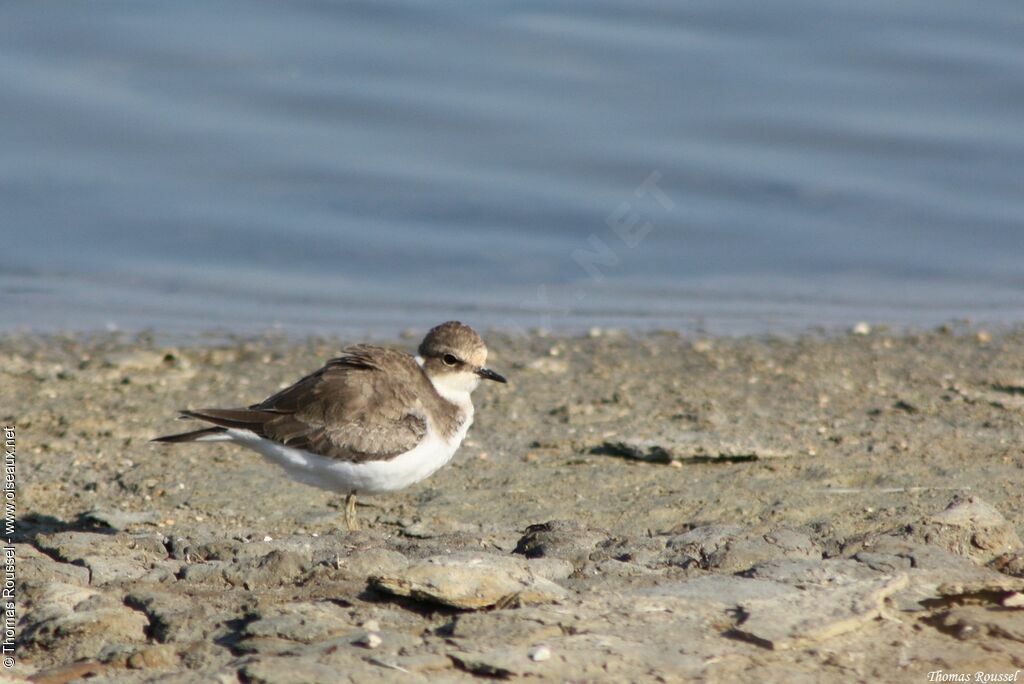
3;1;1023;336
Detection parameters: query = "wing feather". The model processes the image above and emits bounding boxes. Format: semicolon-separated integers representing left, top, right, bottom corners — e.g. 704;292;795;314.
184;346;439;462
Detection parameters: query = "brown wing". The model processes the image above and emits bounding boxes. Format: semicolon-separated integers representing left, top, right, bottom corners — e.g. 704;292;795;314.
184;345;434;462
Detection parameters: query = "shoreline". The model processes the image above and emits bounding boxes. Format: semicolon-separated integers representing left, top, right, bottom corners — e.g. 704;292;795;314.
2;315;1019;348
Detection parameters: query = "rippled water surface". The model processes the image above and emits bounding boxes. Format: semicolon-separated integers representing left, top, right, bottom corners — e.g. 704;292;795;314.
4;1;1023;335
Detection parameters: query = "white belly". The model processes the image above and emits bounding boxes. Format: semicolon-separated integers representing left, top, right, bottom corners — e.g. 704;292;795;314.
223;415;472;495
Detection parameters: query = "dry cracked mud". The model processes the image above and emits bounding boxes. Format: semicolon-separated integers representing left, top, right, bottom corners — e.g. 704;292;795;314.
8;325;1024;682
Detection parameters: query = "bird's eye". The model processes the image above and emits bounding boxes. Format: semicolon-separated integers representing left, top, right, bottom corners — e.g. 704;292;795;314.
442;354;458;366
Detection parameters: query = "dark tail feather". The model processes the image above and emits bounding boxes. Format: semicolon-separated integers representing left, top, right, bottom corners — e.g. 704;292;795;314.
151;427;227;443
180;407;275;432
153;407;275;443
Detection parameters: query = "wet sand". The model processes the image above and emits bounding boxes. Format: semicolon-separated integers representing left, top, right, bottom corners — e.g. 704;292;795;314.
11;326;1024;681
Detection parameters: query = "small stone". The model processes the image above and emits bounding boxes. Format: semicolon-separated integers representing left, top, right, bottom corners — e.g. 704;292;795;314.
357;632;382;649
361;619;381;632
852;322;871;335
990;552;1024;577
526;357;569;375
1002;592;1024;608
103;350;168;371
692;339;713;353
127;644;179;669
916;496;1024;563
225;549;311;589
334;548;409;580
528;645;551;662
514;520;609;568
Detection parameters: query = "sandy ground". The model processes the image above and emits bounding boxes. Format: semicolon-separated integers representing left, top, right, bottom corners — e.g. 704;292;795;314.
9;326;1024;682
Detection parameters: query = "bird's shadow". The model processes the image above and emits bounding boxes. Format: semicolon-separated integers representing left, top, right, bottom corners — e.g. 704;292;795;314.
11;512;118;545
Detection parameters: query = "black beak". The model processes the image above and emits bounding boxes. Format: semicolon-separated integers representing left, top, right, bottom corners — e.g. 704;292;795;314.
476;367;507;383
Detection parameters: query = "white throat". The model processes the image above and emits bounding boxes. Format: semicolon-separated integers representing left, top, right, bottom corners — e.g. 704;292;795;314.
416;355;477;411
427;371;479;411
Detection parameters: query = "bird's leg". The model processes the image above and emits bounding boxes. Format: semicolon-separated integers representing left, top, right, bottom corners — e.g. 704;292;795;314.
344;492;359;531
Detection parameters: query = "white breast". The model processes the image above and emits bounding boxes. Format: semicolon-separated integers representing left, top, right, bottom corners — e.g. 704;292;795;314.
224;410;472;494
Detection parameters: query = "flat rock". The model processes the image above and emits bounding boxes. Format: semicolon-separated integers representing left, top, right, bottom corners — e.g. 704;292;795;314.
716;529;821;572
244;601;354;643
332;547;409;581
125;589;235;644
89;556;179;586
743;558;882;586
240;657;378;684
370;552;568;610
18;543;91;586
450;608;565;644
224;548;312;589
34;531;168;585
525;557;575;581
391;653;453;674
845;536;1017;612
733;574;908;650
914;496;1024;563
930;496;1008;528
21;582;149;659
635;575;797;605
178;560;232;585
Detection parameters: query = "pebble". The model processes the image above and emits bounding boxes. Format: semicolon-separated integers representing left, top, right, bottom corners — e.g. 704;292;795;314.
1002;592;1024;608
357;632;383;649
529;645;551;662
